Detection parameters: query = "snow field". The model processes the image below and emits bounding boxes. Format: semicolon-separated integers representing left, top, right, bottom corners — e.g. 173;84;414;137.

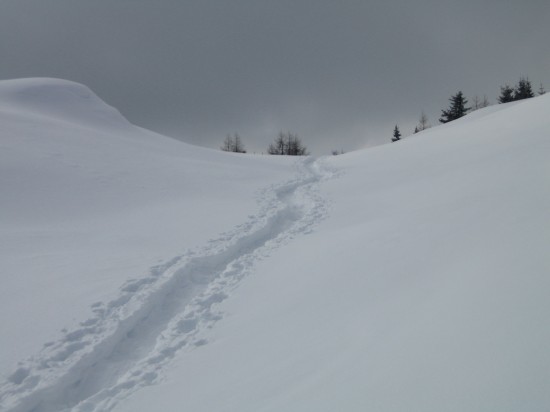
1;78;549;412
119;94;550;412
1;157;332;411
0;78;304;411
0;83;333;410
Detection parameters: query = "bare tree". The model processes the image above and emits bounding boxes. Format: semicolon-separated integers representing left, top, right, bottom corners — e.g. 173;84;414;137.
471;95;491;111
472;95;480;110
221;133;246;153
221;134;234;152
416;111;431;132
267;133;286;155
268;131;308;155
233;134;246;153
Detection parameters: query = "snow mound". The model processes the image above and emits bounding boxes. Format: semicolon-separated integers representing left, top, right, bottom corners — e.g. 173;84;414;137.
0;78;130;129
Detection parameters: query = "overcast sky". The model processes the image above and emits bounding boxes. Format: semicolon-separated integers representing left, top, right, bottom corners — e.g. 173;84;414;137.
1;0;549;154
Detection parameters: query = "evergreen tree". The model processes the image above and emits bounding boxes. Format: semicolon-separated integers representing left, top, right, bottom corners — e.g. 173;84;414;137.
498;85;515;103
439;91;470;123
392;125;401;142
514;77;534;100
538;82;546;95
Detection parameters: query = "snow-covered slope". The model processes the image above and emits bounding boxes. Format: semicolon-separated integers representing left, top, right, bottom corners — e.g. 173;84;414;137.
118;96;550;412
0;78;299;411
1;78;549;412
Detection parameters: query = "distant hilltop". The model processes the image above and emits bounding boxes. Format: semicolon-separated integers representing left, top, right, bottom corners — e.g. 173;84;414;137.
0;77;130;129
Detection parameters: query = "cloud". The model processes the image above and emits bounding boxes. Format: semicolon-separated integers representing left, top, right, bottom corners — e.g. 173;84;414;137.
1;0;549;154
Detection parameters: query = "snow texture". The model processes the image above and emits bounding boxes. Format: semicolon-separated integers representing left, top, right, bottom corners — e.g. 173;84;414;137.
1;78;549;412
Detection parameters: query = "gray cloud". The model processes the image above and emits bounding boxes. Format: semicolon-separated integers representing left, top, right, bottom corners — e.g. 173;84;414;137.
1;0;549;154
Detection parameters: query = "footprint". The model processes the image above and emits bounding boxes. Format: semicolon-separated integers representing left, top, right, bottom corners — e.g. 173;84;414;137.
8;367;30;385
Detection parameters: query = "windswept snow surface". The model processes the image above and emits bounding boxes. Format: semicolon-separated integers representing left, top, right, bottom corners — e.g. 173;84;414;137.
1;78;549;412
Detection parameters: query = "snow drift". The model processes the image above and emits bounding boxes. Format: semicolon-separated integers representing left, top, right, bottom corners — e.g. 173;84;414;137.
1;78;549;412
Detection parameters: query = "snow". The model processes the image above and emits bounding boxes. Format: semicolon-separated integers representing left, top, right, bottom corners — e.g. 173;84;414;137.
0;78;296;408
1;78;549;412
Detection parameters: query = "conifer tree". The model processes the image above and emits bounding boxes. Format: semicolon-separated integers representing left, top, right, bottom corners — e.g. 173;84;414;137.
514;77;534;100
538;82;546;95
439;91;470;123
392;125;401;142
498;85;515;103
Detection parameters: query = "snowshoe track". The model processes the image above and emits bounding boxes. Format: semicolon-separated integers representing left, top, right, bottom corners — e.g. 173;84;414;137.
0;157;335;412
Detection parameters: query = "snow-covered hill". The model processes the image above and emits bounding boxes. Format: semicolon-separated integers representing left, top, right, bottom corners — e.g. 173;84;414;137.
0;78;298;411
1;78;549;412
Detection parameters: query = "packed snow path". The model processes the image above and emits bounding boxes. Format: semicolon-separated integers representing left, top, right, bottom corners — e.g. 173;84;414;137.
0;157;334;412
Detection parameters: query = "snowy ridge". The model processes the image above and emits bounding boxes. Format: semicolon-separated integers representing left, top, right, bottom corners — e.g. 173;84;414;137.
0;157;334;412
0;78;130;130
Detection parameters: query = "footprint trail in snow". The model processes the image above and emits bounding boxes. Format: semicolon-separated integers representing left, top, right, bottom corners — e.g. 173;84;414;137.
0;157;336;412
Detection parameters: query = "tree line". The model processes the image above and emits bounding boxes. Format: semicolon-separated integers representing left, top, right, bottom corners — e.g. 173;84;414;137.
391;76;545;142
221;133;247;153
220;76;545;150
221;131;308;156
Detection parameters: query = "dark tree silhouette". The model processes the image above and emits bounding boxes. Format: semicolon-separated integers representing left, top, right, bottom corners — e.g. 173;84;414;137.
392;125;401;142
221;133;246;153
514;77;535;100
267;132;308;155
233;134;246;153
439;91;470;123
498;85;515;103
